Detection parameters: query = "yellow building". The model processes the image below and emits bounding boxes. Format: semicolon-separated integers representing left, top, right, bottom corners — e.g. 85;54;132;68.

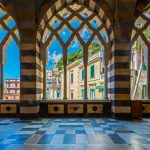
67;61;80;99
79;52;105;100
61;52;105;100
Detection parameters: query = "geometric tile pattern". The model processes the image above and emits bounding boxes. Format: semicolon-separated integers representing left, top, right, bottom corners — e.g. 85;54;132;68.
0;118;150;150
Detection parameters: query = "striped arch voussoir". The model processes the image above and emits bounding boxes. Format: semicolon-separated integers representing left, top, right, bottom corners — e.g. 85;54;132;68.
37;0;114;51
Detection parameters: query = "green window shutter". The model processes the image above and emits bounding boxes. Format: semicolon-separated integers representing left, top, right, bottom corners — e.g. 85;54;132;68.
142;62;147;71
90;89;95;99
90;65;95;78
57;91;60;98
82;69;84;80
81;89;84;98
142;85;146;99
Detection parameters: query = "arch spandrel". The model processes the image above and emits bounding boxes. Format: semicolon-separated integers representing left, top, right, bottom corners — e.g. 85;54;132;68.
37;0;115;57
40;3;111;66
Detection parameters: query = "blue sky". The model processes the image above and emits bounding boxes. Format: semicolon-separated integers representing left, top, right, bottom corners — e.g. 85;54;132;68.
4;40;20;79
0;19;19;79
46;26;106;69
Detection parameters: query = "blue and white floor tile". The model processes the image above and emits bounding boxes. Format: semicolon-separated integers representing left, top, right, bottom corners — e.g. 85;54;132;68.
0;118;149;149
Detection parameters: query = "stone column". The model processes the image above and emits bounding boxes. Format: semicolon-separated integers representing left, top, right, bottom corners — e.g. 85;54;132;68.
104;48;109;100
42;65;47;100
84;63;88;100
0;47;4;100
83;46;88;100
108;0;137;119
104;63;108;100
18;0;42;119
0;65;4;100
63;47;67;100
63;64;67;100
147;47;150;99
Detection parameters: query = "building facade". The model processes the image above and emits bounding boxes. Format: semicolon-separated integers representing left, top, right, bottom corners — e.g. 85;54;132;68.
60;52;105;100
46;67;61;99
4;79;20;100
131;41;148;99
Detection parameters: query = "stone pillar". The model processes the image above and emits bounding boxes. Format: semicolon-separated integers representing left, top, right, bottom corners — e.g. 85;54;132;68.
83;46;88;100
17;0;42;119
0;47;4;100
63;64;67;100
84;63;88;100
110;41;131;119
108;1;137;119
63;47;67;100
104;63;108;100
42;65;47;100
104;48;109;100
0;65;4;100
147;48;150;99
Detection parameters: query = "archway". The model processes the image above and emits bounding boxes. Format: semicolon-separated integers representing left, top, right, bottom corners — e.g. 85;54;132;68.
131;9;150;100
0;3;20;100
40;3;111;100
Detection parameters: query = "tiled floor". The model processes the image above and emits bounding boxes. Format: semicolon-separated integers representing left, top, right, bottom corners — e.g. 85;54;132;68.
0;118;150;150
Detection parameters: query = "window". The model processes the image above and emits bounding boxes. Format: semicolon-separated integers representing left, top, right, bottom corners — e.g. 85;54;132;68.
70;72;74;84
90;65;95;78
42;3;108;100
81;69;84;80
90;88;95;99
81;89;84;98
71;92;73;99
57;90;60;98
142;85;147;99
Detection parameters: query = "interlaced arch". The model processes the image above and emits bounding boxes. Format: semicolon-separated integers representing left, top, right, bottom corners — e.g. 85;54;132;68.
131;8;150;46
131;9;150;100
41;3;110;63
39;3;111;100
0;4;19;47
0;2;20;101
0;3;20;64
37;0;114;58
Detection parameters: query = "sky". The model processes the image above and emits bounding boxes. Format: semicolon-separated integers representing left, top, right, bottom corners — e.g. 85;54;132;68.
4;40;20;79
1;14;107;79
0;18;20;79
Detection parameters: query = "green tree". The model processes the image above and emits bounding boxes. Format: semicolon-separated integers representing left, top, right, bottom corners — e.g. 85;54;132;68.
68;49;83;65
89;42;102;55
56;58;63;70
56;42;101;70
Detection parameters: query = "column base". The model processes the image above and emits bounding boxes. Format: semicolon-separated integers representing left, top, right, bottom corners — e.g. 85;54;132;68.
112;113;132;120
20;113;39;120
20;100;40;119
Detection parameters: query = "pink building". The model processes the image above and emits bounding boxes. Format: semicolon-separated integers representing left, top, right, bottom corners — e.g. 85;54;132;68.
4;79;20;100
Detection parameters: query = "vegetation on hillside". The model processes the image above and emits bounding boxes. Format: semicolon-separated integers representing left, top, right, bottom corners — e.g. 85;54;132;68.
56;42;102;70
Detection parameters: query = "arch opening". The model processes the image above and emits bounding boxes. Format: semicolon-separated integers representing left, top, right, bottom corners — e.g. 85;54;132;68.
40;3;111;100
131;9;150;100
0;3;20;101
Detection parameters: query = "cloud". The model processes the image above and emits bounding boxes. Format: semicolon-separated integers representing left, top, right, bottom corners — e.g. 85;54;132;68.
62;31;66;36
80;28;89;38
48;51;62;63
71;39;79;48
